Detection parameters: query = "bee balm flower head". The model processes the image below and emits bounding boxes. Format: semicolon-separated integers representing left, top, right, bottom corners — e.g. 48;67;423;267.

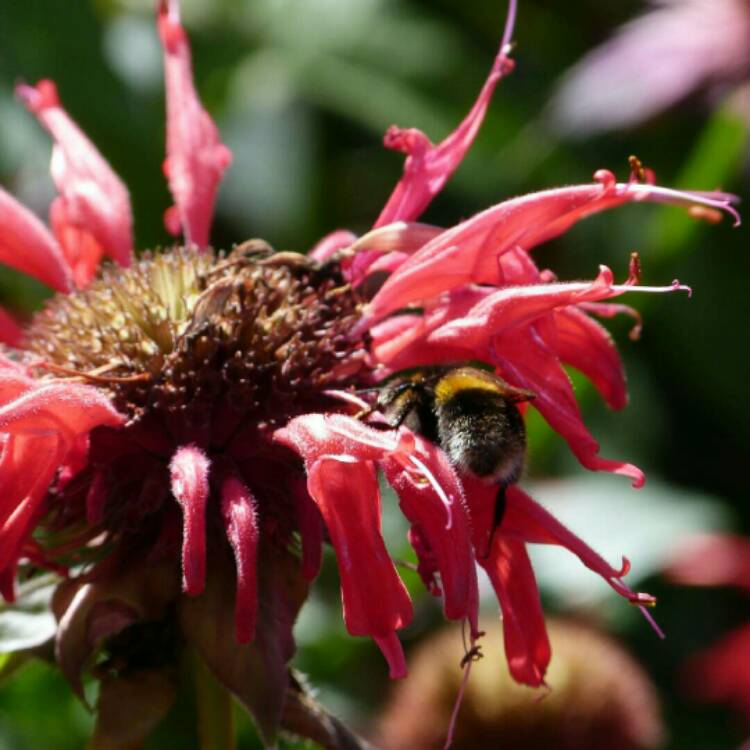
0;0;739;745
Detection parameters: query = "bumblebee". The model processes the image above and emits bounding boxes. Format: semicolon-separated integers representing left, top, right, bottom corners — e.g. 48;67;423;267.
376;365;535;486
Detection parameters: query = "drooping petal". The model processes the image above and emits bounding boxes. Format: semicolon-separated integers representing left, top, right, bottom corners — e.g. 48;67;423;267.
374;3;516;227
157;0;232;247
16;79;134;280
365;176;738;323
221;475;260;643
492;325;645;487
502;485;645;603
480;536;551;687
382;434;478;629
0;185;72;291
307;457;412;678
548;308;627;410
169;444;211;595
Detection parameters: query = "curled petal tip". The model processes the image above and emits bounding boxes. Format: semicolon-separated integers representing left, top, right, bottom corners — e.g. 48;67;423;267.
15;79;59;112
594;169;616;191
616;556;632;578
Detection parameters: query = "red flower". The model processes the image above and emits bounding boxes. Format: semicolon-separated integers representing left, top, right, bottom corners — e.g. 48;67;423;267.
668;534;750;719
0;1;740;740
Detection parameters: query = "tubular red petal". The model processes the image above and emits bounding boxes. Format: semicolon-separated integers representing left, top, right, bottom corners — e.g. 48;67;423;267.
0;382;125;445
382;435;478;628
365;179;738;323
373;632;408;680
274;412;400;465
170;444;211;596
374;6;516;228
49;197;105;288
549;308;627;410
157;0;232;247
221;476;260;643
0;310;22;348
480;537;551;687
0;186;72;291
306;458;413;645
493;326;645;487
16;80;134;278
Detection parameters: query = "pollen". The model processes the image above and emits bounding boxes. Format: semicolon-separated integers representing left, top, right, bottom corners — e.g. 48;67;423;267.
27;242;366;426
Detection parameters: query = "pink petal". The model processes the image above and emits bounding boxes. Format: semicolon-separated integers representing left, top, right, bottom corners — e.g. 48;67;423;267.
307;457;412;674
666;533;750;593
382;435;478;628
309;229;357;263
0;434;63;579
221;475;260;643
16;80;133;280
493;325;645;487
274;412;401;465
365;177;738;323
49;197;105;288
157;0;232;247
0;308;23;348
0;185;72;291
0;382;124;444
547;308;627;410
581;301;643;341
550;0;750;135
481;536;551;687
374;7;516;228
170;444;211;595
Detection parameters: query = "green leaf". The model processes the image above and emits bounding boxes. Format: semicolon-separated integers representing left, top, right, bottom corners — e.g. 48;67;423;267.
192;651;235;750
0;574;59;654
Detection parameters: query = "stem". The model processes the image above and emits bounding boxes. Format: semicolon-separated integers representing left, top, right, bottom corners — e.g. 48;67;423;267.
192;651;235;750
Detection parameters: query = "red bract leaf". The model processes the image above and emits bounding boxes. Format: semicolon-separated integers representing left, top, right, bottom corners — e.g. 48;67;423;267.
0;186;71;292
157;0;232;247
16;79;133;284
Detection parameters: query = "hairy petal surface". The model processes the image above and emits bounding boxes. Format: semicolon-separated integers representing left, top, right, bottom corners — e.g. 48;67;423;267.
16;79;133;283
157;0;232;247
169;445;211;596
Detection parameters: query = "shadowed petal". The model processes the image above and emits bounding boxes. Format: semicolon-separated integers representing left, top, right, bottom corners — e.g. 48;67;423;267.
480;537;551;687
16;79;133;282
0;309;22;348
382;435;478;629
307;457;412;678
493;325;645;486
157;0;232;247
549;308;627;410
221;475;260;643
170;444;210;595
0;186;72;291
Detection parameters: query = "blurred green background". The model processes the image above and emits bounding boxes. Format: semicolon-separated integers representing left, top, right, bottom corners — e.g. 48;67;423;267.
0;0;748;748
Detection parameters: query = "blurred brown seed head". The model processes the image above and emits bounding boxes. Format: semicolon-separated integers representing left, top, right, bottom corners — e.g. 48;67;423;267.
376;617;665;750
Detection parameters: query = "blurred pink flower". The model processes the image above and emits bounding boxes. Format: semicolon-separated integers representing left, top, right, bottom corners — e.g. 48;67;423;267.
0;1;740;740
668;534;750;720
550;0;750;135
